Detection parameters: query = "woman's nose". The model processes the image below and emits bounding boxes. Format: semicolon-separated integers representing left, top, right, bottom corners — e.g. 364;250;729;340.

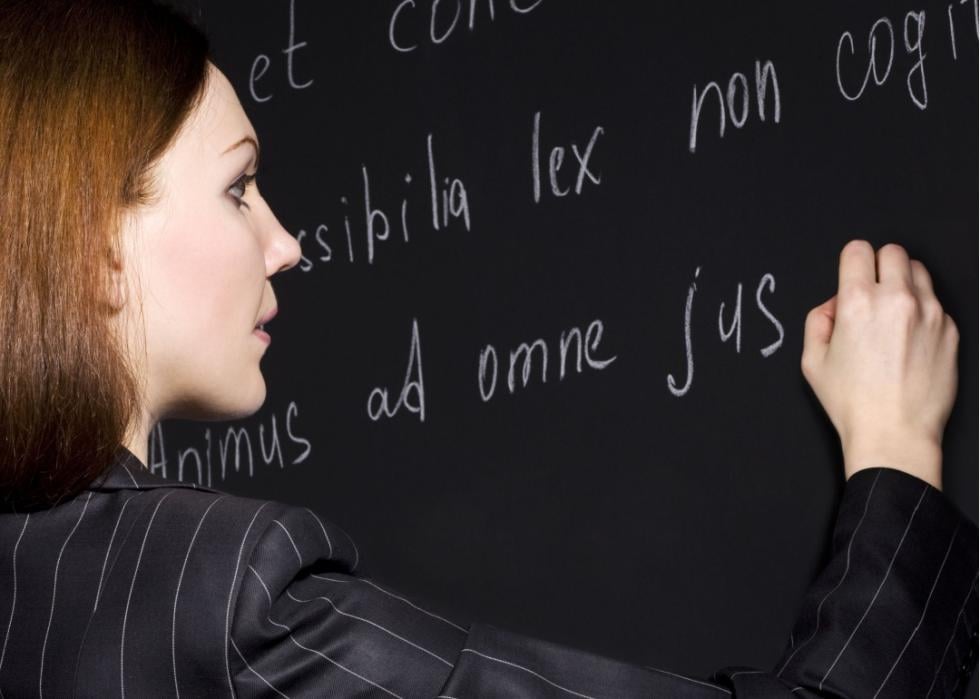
270;220;302;275
257;193;302;275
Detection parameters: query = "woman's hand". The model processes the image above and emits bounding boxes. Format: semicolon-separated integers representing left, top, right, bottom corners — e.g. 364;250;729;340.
800;240;959;491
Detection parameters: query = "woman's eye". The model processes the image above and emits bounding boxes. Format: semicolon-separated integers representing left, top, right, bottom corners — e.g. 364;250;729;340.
229;172;256;209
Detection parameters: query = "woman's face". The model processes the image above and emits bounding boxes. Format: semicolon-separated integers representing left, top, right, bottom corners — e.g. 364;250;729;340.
117;62;300;424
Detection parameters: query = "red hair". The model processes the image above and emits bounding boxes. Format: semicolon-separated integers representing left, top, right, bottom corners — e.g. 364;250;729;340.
0;0;211;509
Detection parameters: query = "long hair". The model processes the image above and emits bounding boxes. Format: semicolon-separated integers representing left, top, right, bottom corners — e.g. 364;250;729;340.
0;0;211;509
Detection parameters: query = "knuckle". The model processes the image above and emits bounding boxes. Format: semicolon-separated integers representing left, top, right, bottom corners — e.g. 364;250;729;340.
887;288;917;315
839;285;872;316
945;314;959;339
920;297;943;322
800;353;814;376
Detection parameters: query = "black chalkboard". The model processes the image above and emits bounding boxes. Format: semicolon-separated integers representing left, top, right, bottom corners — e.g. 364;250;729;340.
158;0;978;684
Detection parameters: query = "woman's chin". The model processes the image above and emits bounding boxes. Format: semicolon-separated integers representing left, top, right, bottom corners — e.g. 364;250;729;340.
173;378;267;422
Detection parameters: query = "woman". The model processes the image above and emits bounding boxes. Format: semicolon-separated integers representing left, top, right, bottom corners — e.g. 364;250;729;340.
0;1;975;697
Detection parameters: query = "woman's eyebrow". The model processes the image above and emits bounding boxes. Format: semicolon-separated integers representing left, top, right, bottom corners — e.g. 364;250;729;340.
222;135;260;171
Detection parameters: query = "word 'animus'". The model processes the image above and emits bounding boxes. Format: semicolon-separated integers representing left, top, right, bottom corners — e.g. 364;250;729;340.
149;401;313;485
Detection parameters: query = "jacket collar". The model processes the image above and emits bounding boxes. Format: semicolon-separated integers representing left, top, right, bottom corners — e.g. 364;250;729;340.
87;445;219;493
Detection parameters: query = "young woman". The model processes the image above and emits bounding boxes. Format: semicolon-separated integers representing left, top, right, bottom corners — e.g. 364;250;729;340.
1;1;975;697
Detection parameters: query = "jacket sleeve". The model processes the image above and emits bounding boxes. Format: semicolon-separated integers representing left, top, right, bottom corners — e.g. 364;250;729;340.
229;466;978;698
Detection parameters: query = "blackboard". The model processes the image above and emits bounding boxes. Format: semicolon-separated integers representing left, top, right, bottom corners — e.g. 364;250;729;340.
158;0;979;685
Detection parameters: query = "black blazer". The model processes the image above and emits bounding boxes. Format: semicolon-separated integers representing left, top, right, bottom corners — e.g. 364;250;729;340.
0;446;976;698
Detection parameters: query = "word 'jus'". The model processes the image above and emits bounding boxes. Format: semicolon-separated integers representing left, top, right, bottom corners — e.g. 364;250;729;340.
689;59;781;153
667;267;784;397
295;133;471;269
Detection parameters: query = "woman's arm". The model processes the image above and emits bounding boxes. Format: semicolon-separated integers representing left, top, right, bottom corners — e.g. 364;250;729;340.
229;240;977;696
229;470;977;697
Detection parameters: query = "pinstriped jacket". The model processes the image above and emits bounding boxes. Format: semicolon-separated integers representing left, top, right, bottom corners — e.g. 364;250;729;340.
0;445;976;697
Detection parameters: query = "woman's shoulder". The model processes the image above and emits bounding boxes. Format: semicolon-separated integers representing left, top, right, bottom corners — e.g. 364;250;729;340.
88;455;360;572
0;454;361;697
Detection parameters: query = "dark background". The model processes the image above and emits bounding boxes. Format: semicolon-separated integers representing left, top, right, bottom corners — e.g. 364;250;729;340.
160;1;978;686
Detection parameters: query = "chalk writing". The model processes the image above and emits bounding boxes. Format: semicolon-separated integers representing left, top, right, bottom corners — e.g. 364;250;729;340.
667;268;784;397
368;318;427;422
477;319;616;401
294;133;470;269
389;0;545;52
531;111;605;202
835;10;930;109
689;60;781;153
149;401;312;485
249;0;313;103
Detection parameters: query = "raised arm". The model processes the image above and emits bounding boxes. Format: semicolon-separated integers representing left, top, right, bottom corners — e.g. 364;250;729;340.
229;240;977;697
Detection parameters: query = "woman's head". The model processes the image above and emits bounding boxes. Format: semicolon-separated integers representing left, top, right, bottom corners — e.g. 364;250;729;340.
0;0;299;508
115;62;300;444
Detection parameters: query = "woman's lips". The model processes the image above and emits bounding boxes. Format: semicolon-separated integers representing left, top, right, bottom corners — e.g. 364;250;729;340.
256;306;278;327
254;306;277;343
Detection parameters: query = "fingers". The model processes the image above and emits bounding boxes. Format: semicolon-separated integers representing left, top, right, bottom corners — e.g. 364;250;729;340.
831;241;951;342
801;294;836;374
876;243;914;288
839;240;924;293
837;239;876;293
909;258;935;297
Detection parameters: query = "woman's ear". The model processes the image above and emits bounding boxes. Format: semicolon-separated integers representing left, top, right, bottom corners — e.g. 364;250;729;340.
101;238;131;315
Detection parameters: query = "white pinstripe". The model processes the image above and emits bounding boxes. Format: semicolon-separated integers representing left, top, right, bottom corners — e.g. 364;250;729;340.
461;648;597;698
121;490;177;699
271;519;303;565
284;589;454;667
360;577;468;634
241;565;404;698
341;526;360;571
873;523;960;697
283;631;403;697
229;636;290;698
728;670;763;679
777;470;882;678
925;572;979;699
643;664;732;694
40;491;92;698
303;508;333;558
311;574;468;634
93;493;136;613
225;502;272;699
961;601;975;636
819;483;929;691
0;513;29;680
247;565;274;605
121;464;141;487
172;495;227;698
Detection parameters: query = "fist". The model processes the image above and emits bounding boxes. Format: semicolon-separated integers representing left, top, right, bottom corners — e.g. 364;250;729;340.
800;241;959;490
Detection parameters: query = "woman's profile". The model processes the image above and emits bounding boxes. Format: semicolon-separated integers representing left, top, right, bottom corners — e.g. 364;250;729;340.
0;1;976;697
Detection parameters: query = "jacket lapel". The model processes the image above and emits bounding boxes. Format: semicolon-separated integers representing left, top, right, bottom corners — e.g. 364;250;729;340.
87;445;219;493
